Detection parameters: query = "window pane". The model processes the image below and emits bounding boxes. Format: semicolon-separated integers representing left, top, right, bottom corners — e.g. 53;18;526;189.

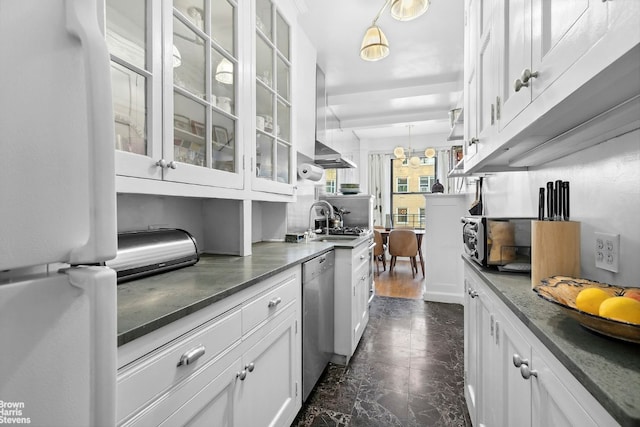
276;99;290;142
256;0;273;41
211;111;235;172
173;92;206;166
212;49;235;115
276;56;290;101
211;0;234;54
276;141;290;183
276;11;289;60
256;133;274;179
173;16;205;99
111;62;147;155
256;35;274;89
106;0;146;70
174;0;205;30
257;85;274;134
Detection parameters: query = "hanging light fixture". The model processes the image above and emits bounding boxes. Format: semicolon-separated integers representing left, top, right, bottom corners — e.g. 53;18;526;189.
215;58;234;85
393;125;421;167
390;0;430;21
424;147;436;158
360;0;431;61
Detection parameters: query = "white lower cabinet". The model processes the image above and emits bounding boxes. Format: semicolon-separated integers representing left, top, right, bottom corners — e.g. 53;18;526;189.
117;268;301;427
334;240;372;363
464;264;618;427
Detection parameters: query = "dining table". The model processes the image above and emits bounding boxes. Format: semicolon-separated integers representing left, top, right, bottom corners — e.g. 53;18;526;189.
378;228;425;277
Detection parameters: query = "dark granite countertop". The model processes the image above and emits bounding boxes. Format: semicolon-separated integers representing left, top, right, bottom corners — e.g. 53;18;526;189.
117;241;335;347
464;257;640;427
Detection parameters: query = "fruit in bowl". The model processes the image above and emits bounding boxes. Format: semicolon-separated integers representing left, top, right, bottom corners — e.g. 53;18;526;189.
599;296;640;324
575;287;612;315
622;288;640;302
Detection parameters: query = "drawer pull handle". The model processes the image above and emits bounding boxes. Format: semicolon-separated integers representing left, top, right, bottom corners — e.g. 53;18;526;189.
177;345;206;366
245;362;255;372
520;364;538;380
468;289;479;298
268;297;282;308
236;370;247;380
512;353;529;368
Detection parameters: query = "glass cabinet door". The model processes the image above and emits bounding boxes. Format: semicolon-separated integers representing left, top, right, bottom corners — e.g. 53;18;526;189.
171;0;239;183
255;0;292;187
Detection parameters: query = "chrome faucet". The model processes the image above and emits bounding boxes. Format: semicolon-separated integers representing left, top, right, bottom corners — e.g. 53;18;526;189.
308;200;334;236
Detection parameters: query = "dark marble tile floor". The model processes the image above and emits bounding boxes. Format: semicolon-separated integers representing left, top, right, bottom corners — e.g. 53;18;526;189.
292;296;472;427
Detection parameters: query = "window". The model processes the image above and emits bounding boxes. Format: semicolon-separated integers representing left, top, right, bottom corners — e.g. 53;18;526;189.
325;169;337;193
396;177;408;193
396;208;408;224
390;155;437;229
419;176;435;192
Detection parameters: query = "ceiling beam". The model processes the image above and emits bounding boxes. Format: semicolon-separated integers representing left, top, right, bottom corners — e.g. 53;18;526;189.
328;81;462;106
338;110;448;130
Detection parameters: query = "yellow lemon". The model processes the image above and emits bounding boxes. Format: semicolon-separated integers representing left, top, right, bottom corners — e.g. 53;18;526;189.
598;297;640;324
575;288;612;315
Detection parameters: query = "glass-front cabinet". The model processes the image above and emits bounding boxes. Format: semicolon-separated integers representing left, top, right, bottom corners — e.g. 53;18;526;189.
254;0;293;194
106;0;242;190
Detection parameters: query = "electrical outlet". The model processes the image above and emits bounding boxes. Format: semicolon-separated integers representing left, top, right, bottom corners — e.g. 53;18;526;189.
595;232;619;273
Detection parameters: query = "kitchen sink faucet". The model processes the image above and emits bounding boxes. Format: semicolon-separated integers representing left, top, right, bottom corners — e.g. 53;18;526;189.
308;200;335;236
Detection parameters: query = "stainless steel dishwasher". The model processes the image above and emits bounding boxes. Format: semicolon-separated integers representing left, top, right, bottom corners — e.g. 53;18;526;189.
302;250;335;401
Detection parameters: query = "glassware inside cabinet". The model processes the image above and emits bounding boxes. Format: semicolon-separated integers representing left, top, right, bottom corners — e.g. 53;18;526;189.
257;85;275;134
276;99;290;142
212;50;235;115
173;16;205;99
174;0;205;31
256;36;274;89
276;56;290;101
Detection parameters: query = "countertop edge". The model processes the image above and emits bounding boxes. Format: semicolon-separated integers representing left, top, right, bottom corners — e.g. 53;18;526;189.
463;256;639;427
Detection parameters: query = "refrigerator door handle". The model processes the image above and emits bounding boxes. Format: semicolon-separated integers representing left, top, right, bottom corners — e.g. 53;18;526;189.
65;0;117;264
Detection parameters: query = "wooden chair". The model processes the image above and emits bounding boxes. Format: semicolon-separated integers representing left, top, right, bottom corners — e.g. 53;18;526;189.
373;229;387;274
388;229;419;278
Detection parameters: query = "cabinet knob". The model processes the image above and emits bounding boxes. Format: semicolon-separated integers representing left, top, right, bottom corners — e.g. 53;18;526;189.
512;353;529;368
514;78;528;92
167;161;177;169
245;362;255;372
469;137;479;146
236;370;247;380
268;297;282;307
520;364;538;380
177;345;206;366
520;68;539;83
156;158;167;168
468;289;479;298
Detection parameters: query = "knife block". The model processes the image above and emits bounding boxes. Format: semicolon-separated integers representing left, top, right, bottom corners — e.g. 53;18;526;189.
531;221;581;288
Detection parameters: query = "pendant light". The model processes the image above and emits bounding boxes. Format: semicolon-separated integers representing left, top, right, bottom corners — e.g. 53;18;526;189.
360;24;390;61
390;0;430;22
215;58;234;85
172;45;182;68
424;147;436;158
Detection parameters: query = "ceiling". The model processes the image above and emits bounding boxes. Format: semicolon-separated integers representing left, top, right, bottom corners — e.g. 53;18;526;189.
297;0;465;143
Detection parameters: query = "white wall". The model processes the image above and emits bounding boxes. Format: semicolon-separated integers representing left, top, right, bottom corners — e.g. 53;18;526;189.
478;129;640;286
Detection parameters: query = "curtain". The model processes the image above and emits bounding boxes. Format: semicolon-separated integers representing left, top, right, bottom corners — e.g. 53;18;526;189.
369;153;391;227
437;149;450;194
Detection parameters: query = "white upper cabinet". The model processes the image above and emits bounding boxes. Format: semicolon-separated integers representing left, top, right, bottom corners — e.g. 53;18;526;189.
463;0;640;173
252;0;296;196
292;27;317;161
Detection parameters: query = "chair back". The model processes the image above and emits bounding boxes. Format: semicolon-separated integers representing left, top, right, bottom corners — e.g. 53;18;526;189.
373;230;385;256
388;229;417;257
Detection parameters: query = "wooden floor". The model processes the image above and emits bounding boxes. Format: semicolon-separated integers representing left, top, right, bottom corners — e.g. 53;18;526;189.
374;258;424;299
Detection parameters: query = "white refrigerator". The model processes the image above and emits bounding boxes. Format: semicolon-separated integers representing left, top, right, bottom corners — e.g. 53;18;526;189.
0;0;117;425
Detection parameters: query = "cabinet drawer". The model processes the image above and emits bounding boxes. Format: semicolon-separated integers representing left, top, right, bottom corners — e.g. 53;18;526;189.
242;273;298;334
352;240;372;269
117;308;242;423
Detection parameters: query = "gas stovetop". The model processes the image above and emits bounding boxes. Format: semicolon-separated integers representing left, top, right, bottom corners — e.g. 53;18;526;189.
326;226;370;236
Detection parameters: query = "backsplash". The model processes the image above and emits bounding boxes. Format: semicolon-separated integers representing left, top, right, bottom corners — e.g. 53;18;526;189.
475;129;640;286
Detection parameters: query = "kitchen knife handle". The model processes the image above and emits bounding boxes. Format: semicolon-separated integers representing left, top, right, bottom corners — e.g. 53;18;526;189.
538;188;545;220
555;180;563;221
548;181;554;220
563;181;570;220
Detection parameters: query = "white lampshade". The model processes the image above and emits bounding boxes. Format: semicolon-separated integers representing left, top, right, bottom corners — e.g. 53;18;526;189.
409;155;421;167
393;146;406;159
215;58;234;85
360;24;390;61
172;45;182;68
424;147;436;158
390;0;430;21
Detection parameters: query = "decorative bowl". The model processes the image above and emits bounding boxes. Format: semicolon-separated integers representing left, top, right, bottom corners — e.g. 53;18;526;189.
340;184;360;194
533;276;640;343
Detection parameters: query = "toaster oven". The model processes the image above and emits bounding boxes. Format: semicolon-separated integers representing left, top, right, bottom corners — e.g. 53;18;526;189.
461;217;533;269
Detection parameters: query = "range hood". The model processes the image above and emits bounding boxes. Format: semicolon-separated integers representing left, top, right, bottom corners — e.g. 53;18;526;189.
314;141;357;169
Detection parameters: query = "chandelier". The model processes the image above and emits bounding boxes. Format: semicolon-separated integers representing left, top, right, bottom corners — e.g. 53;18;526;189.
393;125;436;167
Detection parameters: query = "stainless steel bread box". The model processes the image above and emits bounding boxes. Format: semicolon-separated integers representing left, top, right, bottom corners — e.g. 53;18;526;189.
107;229;199;283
